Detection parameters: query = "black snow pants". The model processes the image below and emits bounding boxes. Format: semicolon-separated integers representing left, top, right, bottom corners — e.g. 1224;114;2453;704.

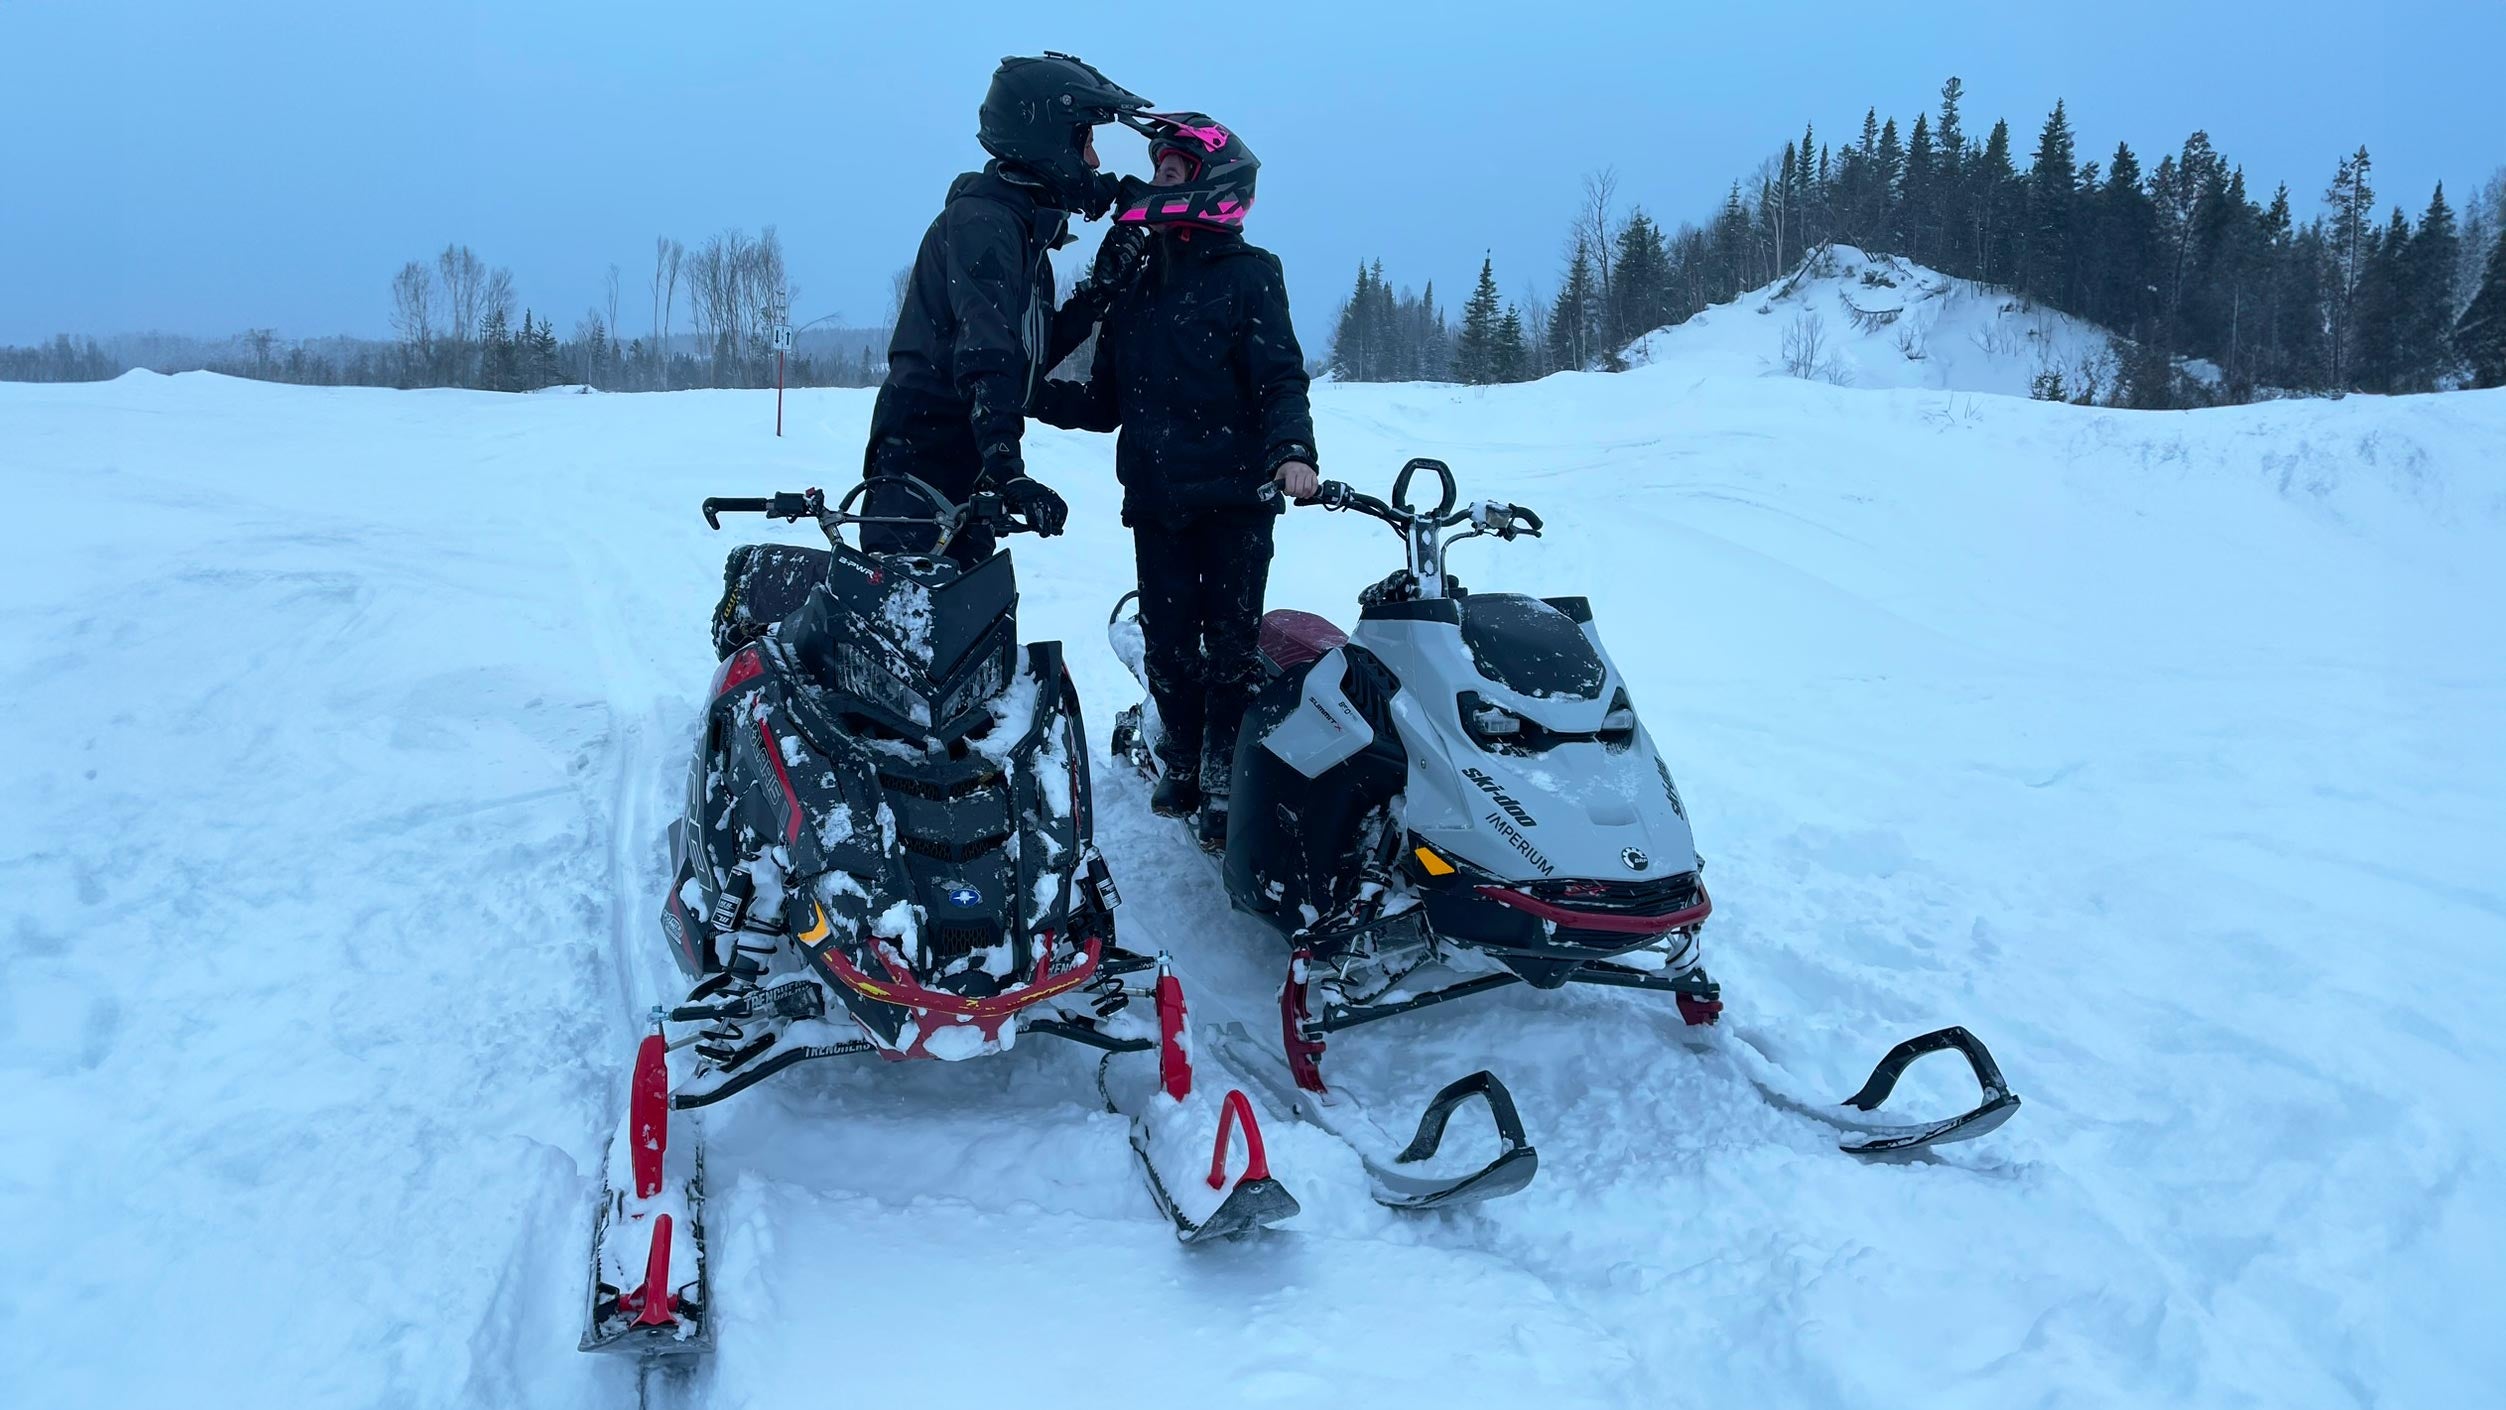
859;385;996;568
1134;510;1277;794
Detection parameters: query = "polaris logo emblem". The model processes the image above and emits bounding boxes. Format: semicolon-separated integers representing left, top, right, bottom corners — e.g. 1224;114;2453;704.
1622;848;1651;872
1463;767;1538;828
945;884;982;908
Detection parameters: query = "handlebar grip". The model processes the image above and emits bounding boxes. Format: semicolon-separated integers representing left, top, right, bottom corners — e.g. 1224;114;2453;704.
1513;504;1544;534
701;496;772;529
1314;480;1355;509
701;493;818;529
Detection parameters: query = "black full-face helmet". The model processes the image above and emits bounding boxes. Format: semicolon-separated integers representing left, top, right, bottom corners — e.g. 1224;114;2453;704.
978;52;1148;214
1114;111;1259;231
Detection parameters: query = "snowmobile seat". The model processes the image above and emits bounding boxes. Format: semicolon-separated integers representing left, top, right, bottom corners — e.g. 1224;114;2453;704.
1259;609;1348;674
712;543;833;659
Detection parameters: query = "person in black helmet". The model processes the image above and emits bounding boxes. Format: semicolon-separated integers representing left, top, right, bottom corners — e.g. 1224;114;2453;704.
862;53;1149;563
1032;113;1318;841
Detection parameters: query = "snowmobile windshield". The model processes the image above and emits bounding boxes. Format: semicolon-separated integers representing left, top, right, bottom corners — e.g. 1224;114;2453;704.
1457;594;1607;701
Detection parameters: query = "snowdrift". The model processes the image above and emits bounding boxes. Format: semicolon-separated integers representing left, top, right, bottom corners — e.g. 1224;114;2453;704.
6;366;2501;1408
1623;244;2139;399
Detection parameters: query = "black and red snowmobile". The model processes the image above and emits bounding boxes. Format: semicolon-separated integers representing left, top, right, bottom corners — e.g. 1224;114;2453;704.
580;478;1296;1359
1108;459;2019;1209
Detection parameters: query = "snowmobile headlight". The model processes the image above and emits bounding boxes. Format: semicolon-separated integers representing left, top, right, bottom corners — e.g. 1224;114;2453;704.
1460;692;1523;736
1459;691;1532;752
832;641;933;728
935;641;1011;725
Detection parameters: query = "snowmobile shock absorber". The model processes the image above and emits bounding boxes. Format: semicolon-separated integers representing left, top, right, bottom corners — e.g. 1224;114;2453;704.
1155;953;1192;1100
630;1032;671;1199
1282;947;1329;1093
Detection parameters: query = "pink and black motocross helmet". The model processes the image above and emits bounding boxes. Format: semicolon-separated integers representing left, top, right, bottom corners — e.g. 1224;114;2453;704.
1114;111;1257;229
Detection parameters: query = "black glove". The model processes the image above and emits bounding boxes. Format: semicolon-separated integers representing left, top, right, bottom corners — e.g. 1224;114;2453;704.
1067;223;1150;318
997;476;1068;537
1092;222;1150;290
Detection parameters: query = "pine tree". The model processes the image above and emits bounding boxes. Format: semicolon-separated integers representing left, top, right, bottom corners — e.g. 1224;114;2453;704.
1873;117;1905;248
2092;143;2158;337
1549;238;1600;371
1330;262;1380;381
1934;78;1969;277
2399;183;2461;389
2348;207;2413;392
1456;257;1503;384
1493;307;1529;382
2024;101;2078;305
1900;113;1935;262
2456;221;2506;387
1974;120;2020;282
1611;211;1673;343
2323;146;2377;386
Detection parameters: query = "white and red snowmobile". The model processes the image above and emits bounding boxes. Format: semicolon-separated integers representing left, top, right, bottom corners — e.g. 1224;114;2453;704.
581;479;1297;1359
1107;458;2018;1208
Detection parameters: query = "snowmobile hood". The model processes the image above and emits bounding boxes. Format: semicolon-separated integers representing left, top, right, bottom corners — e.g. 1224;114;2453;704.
778;544;1020;740
1352;603;1699;886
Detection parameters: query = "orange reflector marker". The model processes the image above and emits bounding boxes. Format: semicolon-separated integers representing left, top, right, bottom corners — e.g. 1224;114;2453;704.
1414;846;1456;877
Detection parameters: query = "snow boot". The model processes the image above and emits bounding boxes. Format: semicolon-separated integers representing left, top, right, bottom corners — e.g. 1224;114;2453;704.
1147;766;1197;821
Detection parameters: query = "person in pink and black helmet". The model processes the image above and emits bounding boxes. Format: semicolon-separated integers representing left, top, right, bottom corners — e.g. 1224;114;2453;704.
1034;111;1319;842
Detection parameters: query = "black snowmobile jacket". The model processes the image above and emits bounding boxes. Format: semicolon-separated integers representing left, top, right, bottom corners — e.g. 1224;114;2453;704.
1030;228;1316;527
878;163;1100;487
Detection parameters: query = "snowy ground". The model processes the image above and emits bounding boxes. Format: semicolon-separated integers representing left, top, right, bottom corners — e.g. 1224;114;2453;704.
6;364;2502;1409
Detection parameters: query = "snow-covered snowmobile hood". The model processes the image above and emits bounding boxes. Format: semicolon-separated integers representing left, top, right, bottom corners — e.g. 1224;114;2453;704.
778;543;1020;740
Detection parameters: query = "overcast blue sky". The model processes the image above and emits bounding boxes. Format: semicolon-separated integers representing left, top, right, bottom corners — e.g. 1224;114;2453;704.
3;0;2498;346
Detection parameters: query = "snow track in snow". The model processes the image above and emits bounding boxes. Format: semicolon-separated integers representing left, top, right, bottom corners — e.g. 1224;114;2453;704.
9;370;2501;1409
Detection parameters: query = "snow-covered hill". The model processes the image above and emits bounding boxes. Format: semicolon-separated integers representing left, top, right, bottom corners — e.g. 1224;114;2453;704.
8;368;2502;1408
1624;244;2143;399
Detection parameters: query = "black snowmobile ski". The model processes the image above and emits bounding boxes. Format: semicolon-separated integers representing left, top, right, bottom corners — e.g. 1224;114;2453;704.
1204;1020;1537;1210
1710;1023;2022;1159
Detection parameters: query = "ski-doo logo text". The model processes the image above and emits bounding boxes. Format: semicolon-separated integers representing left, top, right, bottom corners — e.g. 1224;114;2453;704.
1463;768;1538;827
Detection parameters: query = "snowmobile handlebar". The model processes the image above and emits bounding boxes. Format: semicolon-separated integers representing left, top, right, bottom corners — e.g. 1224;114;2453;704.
1313;480;1540;539
699;477;1049;546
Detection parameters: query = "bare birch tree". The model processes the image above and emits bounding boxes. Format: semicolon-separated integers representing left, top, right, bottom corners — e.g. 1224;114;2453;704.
390;260;436;383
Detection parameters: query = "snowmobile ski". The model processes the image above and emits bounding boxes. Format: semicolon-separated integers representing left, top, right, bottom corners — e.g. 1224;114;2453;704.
1205;1020;1537;1210
1709;1023;2021;1159
581;1031;710;1356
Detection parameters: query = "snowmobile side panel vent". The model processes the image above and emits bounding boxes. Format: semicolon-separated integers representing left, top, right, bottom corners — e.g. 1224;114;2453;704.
900;830;1012;863
876;769;1005;802
928;922;999;962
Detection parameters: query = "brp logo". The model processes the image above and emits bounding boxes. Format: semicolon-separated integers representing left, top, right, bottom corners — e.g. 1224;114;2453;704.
1621;848;1651;872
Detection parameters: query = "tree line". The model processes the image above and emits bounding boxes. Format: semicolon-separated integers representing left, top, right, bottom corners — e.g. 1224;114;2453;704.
2;229;890;392
1331;78;2506;399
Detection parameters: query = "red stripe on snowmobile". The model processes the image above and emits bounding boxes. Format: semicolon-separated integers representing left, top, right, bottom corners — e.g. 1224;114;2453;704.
817;934;1105;1019
754;714;804;844
629;1213;678;1328
1208;1089;1270;1188
630;1034;669;1200
710;645;764;699
1475;883;1713;934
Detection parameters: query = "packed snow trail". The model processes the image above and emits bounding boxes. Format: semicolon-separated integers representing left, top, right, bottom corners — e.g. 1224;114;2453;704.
6;365;2501;1408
